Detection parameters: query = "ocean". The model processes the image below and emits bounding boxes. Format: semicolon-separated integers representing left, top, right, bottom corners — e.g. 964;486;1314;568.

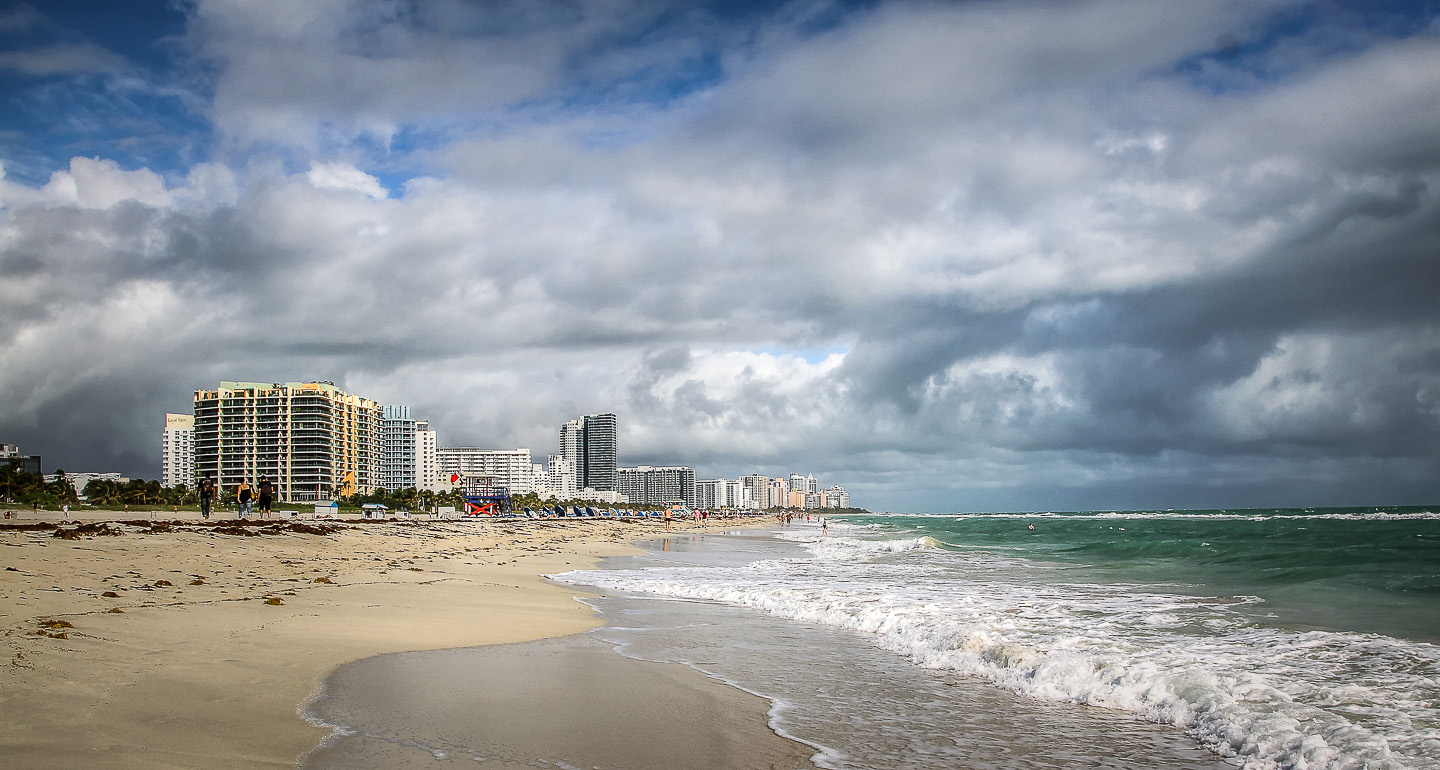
553;507;1440;770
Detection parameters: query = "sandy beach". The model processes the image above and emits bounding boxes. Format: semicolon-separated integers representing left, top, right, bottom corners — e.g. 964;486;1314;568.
0;512;804;769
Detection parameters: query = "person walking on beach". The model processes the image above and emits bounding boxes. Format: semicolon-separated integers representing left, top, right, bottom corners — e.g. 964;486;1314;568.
199;477;216;520
257;476;273;519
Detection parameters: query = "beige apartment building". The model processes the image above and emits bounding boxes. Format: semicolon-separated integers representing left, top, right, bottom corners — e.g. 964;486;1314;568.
193;381;382;501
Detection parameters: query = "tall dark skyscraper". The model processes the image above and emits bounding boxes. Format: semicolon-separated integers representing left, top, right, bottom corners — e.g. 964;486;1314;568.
558;413;618;491
581;413;618;491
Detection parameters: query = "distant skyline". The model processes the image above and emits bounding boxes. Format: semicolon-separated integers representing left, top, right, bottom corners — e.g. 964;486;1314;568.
2;1;1439;512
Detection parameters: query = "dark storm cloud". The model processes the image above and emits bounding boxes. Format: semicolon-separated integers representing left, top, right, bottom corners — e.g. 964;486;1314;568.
2;0;1438;510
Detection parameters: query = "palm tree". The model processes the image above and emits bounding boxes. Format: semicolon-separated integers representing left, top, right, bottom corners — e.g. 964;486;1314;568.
0;465;51;503
47;474;79;504
84;479;124;506
392;487;419;511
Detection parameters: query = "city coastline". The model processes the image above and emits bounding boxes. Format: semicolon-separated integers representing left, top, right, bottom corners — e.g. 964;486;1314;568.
0;513;781;769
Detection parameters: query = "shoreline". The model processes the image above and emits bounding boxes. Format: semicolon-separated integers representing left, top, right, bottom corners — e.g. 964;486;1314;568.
0;514;778;769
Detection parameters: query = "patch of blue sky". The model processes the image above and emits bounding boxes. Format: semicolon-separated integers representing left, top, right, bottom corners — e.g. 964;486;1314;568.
1;71;212;185
780;0;883;37
752;345;851;365
544;0;883;118
1168;0;1440;95
24;0;188;74
530;23;728;119
0;0;201;183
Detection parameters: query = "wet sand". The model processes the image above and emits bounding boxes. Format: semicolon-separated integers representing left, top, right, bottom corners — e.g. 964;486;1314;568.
0;514;778;769
305;634;815;769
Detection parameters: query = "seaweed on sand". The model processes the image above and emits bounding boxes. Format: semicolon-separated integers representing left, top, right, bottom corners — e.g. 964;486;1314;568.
0;522;58;532
52;522;123;539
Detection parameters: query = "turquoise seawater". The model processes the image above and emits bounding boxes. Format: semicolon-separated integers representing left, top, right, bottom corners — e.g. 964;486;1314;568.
845;507;1440;642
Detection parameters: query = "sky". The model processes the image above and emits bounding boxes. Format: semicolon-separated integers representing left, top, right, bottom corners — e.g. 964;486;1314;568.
1;0;1438;513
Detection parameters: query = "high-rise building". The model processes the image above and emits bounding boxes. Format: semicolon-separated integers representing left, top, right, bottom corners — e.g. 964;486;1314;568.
558;413;619;491
436;448;535;494
616;465;695;507
582;413;617;491
161;413;195;488
724;479;748;509
697;478;746;509
193;381;382;501
381;405;418;491
1;443;41;475
559;419;584;468
696;478;722;509
416;420;439;492
769;477;788;509
545;454;578;498
740;474;771;509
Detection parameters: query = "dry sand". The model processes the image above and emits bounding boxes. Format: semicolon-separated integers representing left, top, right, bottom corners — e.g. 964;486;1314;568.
0;513;797;769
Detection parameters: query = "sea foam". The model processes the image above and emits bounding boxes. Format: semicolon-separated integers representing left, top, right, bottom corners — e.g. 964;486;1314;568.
553;530;1440;770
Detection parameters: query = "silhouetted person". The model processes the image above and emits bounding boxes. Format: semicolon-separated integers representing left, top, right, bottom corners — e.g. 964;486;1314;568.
257;477;273;519
199;477;216;520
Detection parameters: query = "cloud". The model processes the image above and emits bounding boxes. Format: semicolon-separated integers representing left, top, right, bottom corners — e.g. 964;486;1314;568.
1;0;1438;510
186;0;718;151
38;157;173;208
1203;329;1440;449
305;161;388;199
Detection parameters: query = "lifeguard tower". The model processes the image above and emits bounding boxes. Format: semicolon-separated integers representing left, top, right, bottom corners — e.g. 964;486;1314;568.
459;475;511;517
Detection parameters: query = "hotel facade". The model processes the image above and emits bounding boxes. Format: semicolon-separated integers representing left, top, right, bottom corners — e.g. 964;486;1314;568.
381;405;418;492
192;381;383;501
616;465;696;507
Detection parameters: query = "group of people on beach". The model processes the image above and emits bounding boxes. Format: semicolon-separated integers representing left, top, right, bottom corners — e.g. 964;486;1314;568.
776;511;829;534
197;476;273;520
